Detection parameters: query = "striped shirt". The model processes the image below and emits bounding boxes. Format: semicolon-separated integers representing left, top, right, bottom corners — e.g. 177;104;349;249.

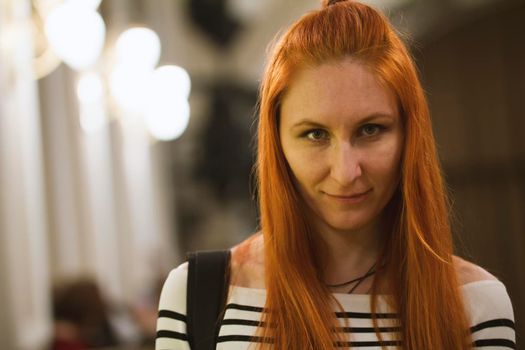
156;262;516;349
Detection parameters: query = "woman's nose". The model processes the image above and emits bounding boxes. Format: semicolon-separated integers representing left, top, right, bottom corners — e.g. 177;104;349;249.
329;142;362;186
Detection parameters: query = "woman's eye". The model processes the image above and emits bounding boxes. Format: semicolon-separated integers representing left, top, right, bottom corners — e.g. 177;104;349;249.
361;124;382;137
304;129;328;141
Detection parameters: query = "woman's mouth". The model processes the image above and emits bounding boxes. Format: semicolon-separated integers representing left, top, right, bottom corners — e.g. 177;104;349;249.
324;189;372;204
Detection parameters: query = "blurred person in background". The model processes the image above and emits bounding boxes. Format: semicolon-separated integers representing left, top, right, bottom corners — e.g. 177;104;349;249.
156;0;516;349
51;279;119;350
50;277;162;350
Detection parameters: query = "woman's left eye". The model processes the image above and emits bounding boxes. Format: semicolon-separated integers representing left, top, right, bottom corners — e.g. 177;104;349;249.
360;124;383;137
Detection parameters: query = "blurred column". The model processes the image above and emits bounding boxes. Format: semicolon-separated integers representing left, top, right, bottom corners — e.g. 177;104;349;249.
39;50;129;304
0;0;51;349
39;66;86;279
112;120;162;302
78;110;125;303
101;0;179;304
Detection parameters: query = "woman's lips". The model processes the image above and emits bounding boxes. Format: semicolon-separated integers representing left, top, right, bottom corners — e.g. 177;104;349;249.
324;189;372;204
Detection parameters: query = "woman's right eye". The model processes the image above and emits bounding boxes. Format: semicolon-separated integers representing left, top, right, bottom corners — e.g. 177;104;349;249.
302;129;329;141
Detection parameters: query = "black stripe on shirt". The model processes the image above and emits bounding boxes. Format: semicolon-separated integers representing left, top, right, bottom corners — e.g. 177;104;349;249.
335;340;403;347
158;309;187;322
221;320;401;335
156;330;188;341
221;319;266;327
217;335;273;343
225;303;265;313
217;336;402;347
472;338;516;349
470;318;515;333
337;326;402;333
336;311;398;319
226;303;397;320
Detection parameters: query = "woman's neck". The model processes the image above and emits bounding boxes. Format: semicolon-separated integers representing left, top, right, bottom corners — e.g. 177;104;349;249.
316;217;384;288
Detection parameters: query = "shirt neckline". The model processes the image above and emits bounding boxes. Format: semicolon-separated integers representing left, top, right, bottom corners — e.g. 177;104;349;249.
230;279;503;297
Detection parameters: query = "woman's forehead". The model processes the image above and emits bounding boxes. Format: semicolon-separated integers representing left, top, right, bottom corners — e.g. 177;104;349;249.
280;59;399;126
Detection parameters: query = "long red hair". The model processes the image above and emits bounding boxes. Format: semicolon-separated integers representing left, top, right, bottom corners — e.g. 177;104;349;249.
255;1;471;349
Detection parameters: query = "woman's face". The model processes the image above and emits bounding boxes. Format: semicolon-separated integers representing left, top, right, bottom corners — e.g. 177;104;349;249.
279;58;403;234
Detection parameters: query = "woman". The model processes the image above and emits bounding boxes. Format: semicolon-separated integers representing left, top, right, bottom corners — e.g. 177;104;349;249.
156;0;516;349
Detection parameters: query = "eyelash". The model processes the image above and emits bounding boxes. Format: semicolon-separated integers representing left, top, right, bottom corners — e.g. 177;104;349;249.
300;124;385;142
302;129;329;141
360;124;385;137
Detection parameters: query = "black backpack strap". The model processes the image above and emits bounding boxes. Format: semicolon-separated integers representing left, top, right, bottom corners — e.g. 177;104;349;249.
186;250;231;350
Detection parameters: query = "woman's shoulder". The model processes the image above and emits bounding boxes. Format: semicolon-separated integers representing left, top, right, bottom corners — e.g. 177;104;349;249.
229;246;503;290
452;255;499;286
158;234;265;302
230;232;266;289
461;282;515;347
158;262;189;313
156;263;190;349
453;256;515;331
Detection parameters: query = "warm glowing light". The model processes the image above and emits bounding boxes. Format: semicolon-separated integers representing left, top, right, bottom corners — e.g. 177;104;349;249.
109;65;152;112
142;65;192;141
110;26;190;139
77;72;104;104
45;2;106;71
115;27;161;70
150;65;191;100
77;72;107;133
144;97;190;141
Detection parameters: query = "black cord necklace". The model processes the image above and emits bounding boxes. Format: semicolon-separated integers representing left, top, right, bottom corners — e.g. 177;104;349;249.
326;262;377;294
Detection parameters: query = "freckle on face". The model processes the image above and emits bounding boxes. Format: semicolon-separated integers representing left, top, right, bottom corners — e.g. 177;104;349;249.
279;58;403;234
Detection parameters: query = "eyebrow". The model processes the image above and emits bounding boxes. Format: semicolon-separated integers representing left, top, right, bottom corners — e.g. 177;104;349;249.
290;113;397;129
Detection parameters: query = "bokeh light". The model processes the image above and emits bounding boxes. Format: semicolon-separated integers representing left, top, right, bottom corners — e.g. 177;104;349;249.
77;72;104;104
44;2;105;71
149;65;191;100
109;65;151;113
115;27;161;70
77;72;107;133
141;65;192;141
144;97;190;141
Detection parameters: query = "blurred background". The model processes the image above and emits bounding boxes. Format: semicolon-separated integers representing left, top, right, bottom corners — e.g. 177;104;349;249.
0;0;523;349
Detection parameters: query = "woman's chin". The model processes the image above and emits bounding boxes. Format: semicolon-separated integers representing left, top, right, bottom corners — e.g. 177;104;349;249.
320;216;375;235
